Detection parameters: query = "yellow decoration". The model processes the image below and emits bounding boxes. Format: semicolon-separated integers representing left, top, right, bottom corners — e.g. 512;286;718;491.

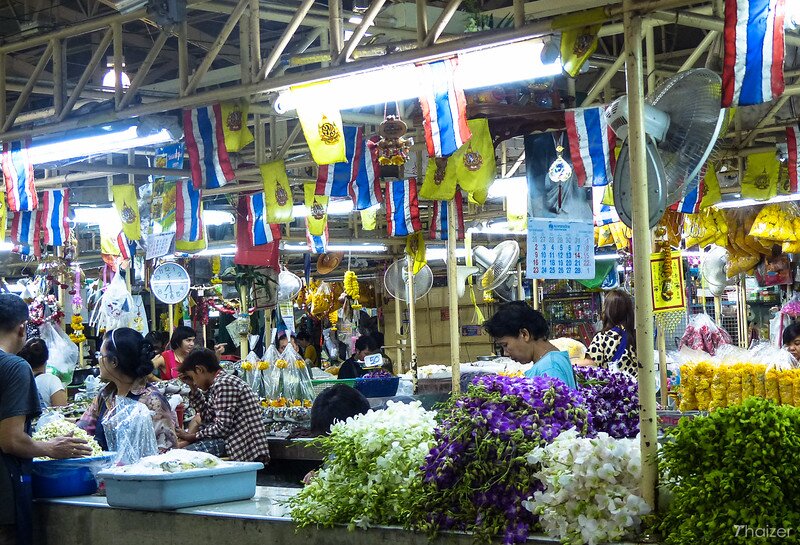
69;314;86;344
275;359;288;369
241;362;254;371
257;361;269;371
328;308;338;331
295;359;306;369
294;81;346;165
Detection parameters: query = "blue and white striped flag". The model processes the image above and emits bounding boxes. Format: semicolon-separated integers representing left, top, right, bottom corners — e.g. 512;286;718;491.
316;126;361;197
246;192;281;246
565;107;615;187
40;189;69;247
176;180;204;242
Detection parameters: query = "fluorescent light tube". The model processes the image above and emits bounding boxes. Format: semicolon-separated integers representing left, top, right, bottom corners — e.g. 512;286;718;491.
487;176;527;199
282;242;388;253
595;253;620;260
714;193;800;209
426;247;467;261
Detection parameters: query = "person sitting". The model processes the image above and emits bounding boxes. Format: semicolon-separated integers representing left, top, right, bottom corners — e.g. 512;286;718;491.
18;338;67;408
296;331;320;367
176;349;270;464
483;301;577;389
77;328;178;453
338;335;380;380
310;384;371;435
144;331;169;356
151;326;196;381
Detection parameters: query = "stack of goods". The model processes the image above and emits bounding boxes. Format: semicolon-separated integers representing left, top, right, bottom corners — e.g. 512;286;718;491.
261;399;312;437
32;419;103;459
748;203;800;254
684;208;727;248
104;450;224;475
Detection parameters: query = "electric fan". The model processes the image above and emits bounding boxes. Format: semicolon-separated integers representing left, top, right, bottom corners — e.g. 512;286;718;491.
606;68;726;228
494;275;521;302
277;269;303;302
383;259;433;302
473;240;521;293
700;245;730;297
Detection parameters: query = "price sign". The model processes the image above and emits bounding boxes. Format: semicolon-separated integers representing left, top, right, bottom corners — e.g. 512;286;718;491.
526;218;594;279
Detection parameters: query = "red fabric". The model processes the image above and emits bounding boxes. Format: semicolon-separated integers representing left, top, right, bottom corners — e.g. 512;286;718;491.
234;196;280;269
161;350;178;380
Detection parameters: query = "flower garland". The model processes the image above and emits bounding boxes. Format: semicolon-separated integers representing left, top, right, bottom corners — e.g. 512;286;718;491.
28;295;65;327
69;268;86;344
344;270;362;310
210;255;222;285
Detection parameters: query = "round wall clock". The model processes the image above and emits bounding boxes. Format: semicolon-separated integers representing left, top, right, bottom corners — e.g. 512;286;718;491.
150;262;191;305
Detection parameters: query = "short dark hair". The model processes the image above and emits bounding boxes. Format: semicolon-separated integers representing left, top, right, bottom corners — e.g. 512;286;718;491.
355;335;379;353
104;328;155;379
0;294;29;333
784;322;800;346
310;384;370;434
296;331;311;342
178;348;222;374
19;338;48;369
483;301;549;340
169;326;197;350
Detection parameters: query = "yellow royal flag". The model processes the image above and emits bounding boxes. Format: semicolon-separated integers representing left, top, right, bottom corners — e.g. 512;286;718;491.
261;160;294;224
507;194;527;232
468;187;488;206
220;100;254;153
176;237;207;253
405;231;427;275
111;184;141;241
0;196;6;242
741;152;779;201
294;81;346;165
700;165;722;208
304;183;328;236
421;156;458;201
553;8;605;78
360;208;377;231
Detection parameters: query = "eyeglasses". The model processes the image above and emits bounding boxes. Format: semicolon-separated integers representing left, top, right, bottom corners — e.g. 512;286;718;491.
95;351;110;362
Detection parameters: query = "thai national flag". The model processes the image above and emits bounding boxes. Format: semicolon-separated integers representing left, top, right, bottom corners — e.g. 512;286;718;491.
722;0;785;107
117;231;135;260
176;180;203;242
306;223;328;254
592;187;620;226
430;191;464;241
11;209;39;255
184;104;236;189
246;192;281;246
349;138;382;211
669;168;706;214
2;140;38;212
385;178;422;237
564;107;615;187
316;126;361;197
417;58;471;158
40;190;69;247
787;125;800;193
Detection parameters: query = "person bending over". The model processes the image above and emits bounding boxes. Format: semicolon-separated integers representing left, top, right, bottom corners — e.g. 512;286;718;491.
338;335;380;379
18;338;66;408
310;384;371;435
483;301;577;389
177;349;270;463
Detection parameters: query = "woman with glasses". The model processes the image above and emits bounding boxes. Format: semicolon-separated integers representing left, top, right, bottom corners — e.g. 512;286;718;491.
77;328;177;453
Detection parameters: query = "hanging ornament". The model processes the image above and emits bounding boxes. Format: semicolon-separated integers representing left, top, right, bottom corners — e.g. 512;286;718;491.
433;157;448;185
377;114;411;166
548;133;572;211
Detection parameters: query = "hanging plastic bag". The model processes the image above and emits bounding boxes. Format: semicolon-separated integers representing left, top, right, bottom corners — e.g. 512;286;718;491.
90;269;134;331
678;313;731;356
38;321;79;379
101;396;158;466
240;351;265;398
262;345;282;400
282;347;315;403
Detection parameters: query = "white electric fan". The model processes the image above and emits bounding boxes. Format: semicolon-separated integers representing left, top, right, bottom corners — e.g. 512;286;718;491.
700;245;730;297
455;240;520;299
277;269;303;302
606;68;726;228
383;259;434;302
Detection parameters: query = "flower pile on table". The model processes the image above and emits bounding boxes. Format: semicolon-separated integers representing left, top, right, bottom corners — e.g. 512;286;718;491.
288;401;436;529
574;366;639;438
412;375;593;544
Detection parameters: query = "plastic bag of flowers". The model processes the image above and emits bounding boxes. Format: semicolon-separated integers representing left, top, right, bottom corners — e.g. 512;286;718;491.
523;428;650;545
287;401;436;529
411;375;593;545
574;366;639;438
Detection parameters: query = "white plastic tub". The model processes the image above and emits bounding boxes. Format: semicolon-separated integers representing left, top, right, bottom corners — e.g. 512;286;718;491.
98;462;263;510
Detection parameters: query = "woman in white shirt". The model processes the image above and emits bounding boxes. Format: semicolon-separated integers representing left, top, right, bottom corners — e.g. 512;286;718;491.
19;337;67;407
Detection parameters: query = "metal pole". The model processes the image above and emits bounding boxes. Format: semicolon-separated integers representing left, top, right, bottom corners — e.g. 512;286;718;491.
513;0;525;28
657;327;667;407
257;0;316;80
406;257;418;394
119;32;169;109
52;39;64;116
516;263;525;300
416;0;428;45
240;285;250;360
249;0;262;83
239;10;251;85
2;42;53;132
394;290;403;372
336;0;389;64
581;55;626;106
423;0;463;46
178;21;189;96
112;22;124;110
645;24;656;93
714;296;722;326
168;304;175;335
532;279;539;310
0;53;6;126
328;0;343;58
447;200;461;395
623;0;657;511
677;30;717;71
57;29;113;122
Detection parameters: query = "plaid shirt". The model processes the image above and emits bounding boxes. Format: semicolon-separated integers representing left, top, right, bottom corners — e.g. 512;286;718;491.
189;371;269;463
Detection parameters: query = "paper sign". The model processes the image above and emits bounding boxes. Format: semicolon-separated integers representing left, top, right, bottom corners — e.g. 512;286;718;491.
526;218;594;279
650;251;686;313
363;353;384;369
145;232;175;260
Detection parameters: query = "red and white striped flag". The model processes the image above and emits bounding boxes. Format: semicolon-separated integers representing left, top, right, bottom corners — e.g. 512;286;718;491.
385;178;422;237
176;180;204;242
245;192;281;246
40;189;69;246
429;191;464;241
564;107;615;187
417;58;471;158
11;209;40;256
3;140;37;212
184;104;236;189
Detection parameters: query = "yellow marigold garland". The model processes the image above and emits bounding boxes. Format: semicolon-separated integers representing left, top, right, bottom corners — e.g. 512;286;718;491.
68;314;86;344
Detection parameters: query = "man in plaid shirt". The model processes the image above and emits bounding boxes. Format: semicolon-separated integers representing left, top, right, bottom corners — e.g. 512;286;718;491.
176;349;269;463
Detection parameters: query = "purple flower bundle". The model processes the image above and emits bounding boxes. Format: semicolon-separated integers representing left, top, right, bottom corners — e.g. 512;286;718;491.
361;369;393;379
574;366;639;439
413;375;593;544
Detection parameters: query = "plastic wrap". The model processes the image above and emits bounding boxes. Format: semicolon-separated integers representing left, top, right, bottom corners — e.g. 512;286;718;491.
38;322;79;376
550;337;587;360
281;348;315;402
679;313;731;355
240;352;265;398
101;396;159;465
90;269;134;331
103;449;224;475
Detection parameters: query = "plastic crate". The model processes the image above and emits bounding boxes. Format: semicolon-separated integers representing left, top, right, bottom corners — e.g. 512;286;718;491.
354;377;400;398
98;461;263;510
311;378;356;396
32;452;116;498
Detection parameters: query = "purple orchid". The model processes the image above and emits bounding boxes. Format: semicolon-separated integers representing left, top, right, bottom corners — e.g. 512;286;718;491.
574;366;640;439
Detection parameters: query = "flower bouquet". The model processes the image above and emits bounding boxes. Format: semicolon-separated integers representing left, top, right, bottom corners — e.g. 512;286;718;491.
413;375;593;544
574;366;639;438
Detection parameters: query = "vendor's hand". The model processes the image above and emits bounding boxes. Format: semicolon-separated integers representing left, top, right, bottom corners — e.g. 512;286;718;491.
214;343;227;356
48;435;93;459
175;429;197;442
177;439;190;449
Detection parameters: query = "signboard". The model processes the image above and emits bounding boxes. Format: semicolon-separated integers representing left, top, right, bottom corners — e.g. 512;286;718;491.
650;251;686;313
526;218;594;279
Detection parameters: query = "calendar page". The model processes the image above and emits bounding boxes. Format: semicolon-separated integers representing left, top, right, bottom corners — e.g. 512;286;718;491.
526;218;595;279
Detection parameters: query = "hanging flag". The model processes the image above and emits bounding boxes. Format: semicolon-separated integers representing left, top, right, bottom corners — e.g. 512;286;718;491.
417;58;471;158
564;106;615;187
349;138;382;211
176;180;204;242
111;184;141;241
2;140;37;212
385;178;422;237
295;81;346;165
235;196;280;269
430;193;465;241
246;192;282;246
316;125;361;197
553;8;606;77
700;165;723;208
360;208;377;231
787;125;800;193
304;183;329;236
741;152;780;200
10;210;39;256
220;100;254;153
405;232;427;274
593;186;620;226
669;168;707;214
722;0;785;107
260;160;294;224
116;231;134;260
306;223;328;254
40;189;69;246
184;104;236;189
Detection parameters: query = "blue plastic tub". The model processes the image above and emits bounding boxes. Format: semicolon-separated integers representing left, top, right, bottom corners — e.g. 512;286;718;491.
98;462;263;510
32;452;117;498
354;376;400;398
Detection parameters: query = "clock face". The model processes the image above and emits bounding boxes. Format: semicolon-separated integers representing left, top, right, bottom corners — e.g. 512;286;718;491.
151;262;191;305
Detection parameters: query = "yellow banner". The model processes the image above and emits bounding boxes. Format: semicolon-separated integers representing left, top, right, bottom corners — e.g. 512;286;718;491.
360;208;377;231
405;232;426;274
553;8;606;77
741;152;779;201
220;100;254;153
176;238;207;253
261;160;294;224
650;250;686;314
295;81;346;165
304;183;328;236
699;165;722;208
111;184;141;241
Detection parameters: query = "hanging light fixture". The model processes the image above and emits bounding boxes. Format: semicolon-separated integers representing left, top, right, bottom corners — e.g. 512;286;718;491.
101;56;131;89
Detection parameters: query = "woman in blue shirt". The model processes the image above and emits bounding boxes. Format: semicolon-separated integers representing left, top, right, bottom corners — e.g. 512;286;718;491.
483;301;577;389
